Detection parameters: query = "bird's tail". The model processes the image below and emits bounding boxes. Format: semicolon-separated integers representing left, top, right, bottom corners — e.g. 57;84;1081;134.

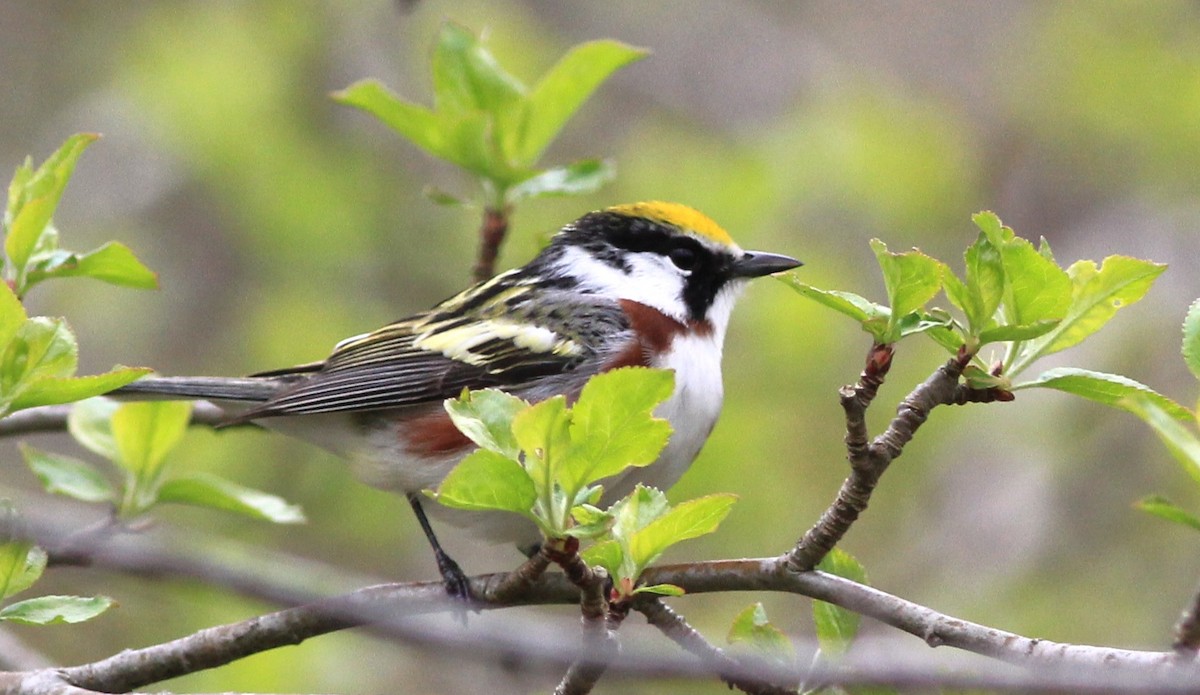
111;376;285;403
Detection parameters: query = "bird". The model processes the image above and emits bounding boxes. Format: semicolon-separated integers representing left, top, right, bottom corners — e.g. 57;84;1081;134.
114;202;801;598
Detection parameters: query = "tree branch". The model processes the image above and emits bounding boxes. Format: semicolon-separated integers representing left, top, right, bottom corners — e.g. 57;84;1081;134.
785;345;985;571
472;206;510;282
553;566;617;695
540;538;620;695
1172;578;1200;655
788;346;941;569
638;598;795;695
0;556;1185;694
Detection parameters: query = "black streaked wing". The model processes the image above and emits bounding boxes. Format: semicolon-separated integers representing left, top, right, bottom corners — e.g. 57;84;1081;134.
237;283;605;419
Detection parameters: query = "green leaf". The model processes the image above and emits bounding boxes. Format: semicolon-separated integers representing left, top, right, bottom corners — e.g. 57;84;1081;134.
0;282;27;349
511;395;571;490
445;388;527;459
997;236;1072;327
609;485;671;542
506;159;615;204
0;595;112;625
111;403;192;489
1015;368;1191;422
4;134;98;282
0;541;46;601
629;493;737;573
778;277;888;326
570;502;609;525
1183;298;1200;382
332;80;447;160
433;449;537;518
814;548;868;654
0;317;79;413
924;323;966;354
10;367;151;412
432;22;525;117
1010;256;1165;376
870;239;943;336
971;210;1012;244
727;603;793;663
1122;395;1200;486
5;156;33;217
977;319;1060;345
68;397;120;460
572;485;603;508
604;485;670;581
962;365;1006;390
894;310;953;339
6;197;56;280
954;232;1005;333
26;242;158;290
158;474;305;524
438;112;510;181
564;367;674;495
519;40;647;164
632;583;685;597
563;514;614;540
21;445;115;503
1137;496;1200;532
580;539;622;578
1;317;78;384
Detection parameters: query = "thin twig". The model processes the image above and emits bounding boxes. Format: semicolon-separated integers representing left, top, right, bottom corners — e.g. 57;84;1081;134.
480;551;552;603
473;206;510;282
638;598;795;695
541;538;619;695
554;567;617;695
0;401;241;437
785;346;969;571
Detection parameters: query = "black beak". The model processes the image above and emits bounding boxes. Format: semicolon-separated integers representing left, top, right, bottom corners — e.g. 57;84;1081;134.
731;251;803;278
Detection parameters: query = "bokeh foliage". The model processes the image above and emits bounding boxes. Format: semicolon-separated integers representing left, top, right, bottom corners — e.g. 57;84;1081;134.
3;1;1200;692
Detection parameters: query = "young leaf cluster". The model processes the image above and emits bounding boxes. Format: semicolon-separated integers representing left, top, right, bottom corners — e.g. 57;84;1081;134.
4;134;157;298
786;210;1169;411
333;22;645;209
582;486;735;600
0;504;111;626
433;367;736;596
0;136;163;419
23;398;303;523
434;367;673;539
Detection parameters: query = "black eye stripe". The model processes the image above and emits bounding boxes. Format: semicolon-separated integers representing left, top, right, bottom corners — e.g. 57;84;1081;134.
540;211;736;321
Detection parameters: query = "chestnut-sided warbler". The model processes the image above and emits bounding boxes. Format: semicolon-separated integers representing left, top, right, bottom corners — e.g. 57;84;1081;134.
116;202;800;597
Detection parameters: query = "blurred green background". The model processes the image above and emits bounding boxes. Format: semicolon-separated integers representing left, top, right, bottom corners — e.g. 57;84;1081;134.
4;1;1200;692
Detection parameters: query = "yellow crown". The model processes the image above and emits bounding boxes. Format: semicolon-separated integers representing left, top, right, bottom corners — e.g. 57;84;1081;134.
607;201;734;247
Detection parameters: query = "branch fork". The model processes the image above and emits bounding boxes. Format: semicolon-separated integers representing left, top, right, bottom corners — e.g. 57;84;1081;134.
785;344;976;572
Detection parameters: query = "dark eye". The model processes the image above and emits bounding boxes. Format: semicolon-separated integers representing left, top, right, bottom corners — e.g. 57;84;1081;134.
668;247;698;271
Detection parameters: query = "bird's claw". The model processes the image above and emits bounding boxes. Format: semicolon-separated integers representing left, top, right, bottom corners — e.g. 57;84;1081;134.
436;550;472;602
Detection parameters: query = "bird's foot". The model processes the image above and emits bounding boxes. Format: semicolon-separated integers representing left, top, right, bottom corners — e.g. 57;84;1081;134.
435;548;472;602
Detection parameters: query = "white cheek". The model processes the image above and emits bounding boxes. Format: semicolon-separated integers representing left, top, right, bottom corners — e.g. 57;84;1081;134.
555;246;689;321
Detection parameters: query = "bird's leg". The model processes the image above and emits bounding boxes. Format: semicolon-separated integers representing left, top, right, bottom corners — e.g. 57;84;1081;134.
406;493;472;601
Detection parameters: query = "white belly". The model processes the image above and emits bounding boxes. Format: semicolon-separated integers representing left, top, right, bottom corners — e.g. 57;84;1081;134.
314;331;726;548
